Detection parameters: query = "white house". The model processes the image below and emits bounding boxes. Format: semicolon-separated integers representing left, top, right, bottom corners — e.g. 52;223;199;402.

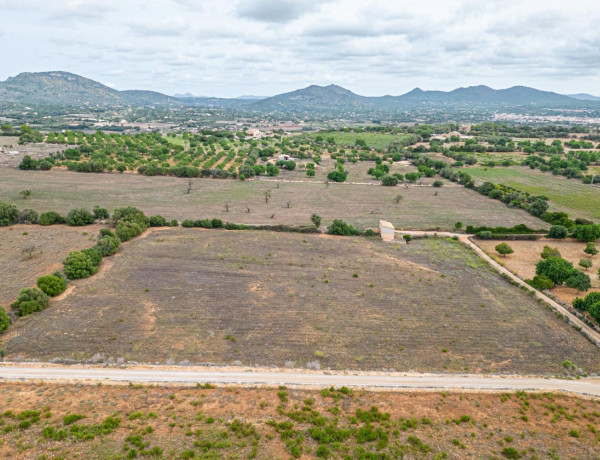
379;220;395;242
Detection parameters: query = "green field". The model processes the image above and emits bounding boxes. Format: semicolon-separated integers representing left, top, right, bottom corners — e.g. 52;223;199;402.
308;131;411;150
468;166;600;220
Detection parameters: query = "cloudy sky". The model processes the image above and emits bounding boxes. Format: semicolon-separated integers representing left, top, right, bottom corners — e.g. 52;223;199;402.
0;0;598;97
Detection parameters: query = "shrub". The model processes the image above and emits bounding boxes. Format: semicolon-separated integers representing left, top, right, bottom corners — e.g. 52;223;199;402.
579;258;593;270
63;251;98;279
39;211;65;226
365;229;376;237
566;271;591;292
574;292;600;311
211;218;223;228
11;288;50;316
526;275;554;291
82;247;103;266
19;155;38;170
327;170;347;182
266;165;279;176
96;236;120;256
149;215;167;227
311;214;322;228
92;206;110;220
541;245;561;259
194;219;213;228
181;219;194;228
306;169;315;177
573;224;600;242
66;208;94;226
169;219;179;227
0;202;19;226
0;308;10;333
432;180;444;187
547;225;568;239
327;219;358;236
36;275;67;297
477;231;493;240
528;199;549;217
99;228;115;237
115;221;143;242
535;257;576;285
112;207;149;230
584;242;598;257
403;234;413;244
17;209;39;224
380;175;398;186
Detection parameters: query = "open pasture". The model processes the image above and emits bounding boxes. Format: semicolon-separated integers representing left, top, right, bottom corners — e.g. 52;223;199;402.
3;229;598;374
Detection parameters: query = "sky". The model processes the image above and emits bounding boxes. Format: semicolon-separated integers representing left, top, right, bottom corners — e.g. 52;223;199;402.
0;0;599;98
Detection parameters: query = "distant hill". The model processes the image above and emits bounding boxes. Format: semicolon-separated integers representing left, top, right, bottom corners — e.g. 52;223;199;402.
0;71;597;114
0;71;178;107
568;93;600;101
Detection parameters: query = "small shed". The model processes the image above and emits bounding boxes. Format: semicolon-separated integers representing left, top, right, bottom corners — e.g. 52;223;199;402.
379;220;395;242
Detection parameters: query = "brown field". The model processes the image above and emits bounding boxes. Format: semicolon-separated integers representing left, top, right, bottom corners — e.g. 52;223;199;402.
0;137;71;168
0;168;547;231
1;382;599;459
3;229;599;375
0;224;102;306
476;238;600;305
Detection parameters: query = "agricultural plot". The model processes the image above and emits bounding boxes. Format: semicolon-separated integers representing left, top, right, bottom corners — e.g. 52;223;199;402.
467;166;600;220
2;383;599;459
307;131;413;149
0;168;546;230
3;229;599;374
476;238;600;305
0;224;102;306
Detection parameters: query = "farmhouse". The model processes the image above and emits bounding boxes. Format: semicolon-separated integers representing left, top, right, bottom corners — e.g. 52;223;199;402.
246;128;261;138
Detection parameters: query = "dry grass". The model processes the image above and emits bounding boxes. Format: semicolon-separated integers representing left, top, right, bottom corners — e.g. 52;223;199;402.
0;168;547;231
475;238;600;305
0;224;103;306
0;381;599;459
3;229;599;375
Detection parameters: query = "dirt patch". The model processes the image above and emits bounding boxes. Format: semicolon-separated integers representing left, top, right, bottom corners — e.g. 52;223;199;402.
4;229;600;375
0;381;598;459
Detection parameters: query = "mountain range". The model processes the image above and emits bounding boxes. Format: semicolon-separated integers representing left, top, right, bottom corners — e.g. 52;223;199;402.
0;71;598;113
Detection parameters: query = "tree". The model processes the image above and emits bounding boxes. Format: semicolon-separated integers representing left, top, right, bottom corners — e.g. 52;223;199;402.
93;206;109;220
541;245;561;259
264;190;271;204
149;215;167;227
535;257;576;285
310;214;321;227
584;242;598;257
394;194;403;204
547;225;568;239
433;180;444;187
327;170;347;182
66;208;94;226
327;219;357;236
0;307;10;333
380;175;398;186
266;165;279;176
18;155;38;170
0;123;13;134
526;275;554;291
39;211;65;226
403;234;412;244
405;172;420;183
579;258;593;271
19;189;32;199
528;199;549;217
573;224;600;242
115;221;143;242
112;207;149;230
17;209;38;224
573;292;600;311
454;222;462;230
36;275;67;297
306;169;315;177
63;251;98;279
11;288;50;316
21;245;37;259
565;271;591;292
82;247;103;266
495;242;514;257
0;202;19;226
96;235;120;256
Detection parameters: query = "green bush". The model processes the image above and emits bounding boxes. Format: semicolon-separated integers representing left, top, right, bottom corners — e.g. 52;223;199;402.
0;308;10;333
63;251;98;279
168;219;179;227
66;208;94;226
535;257;576;285
11;288;50;316
573;292;600;311
573;224;600;242
149;215;167;227
93;206;110;220
36;275;67;297
365;229;376;237
99;228;115;237
115;221;143;242
311;214;322;228
97;236;120;256
541;245;561;259
181;219;194;228
495;242;514;256
0;202;19;226
526;275;554;291
39;211;65;226
211;218;223;228
82;247;103;266
477;231;493;239
380;175;398;186
112;207;149;230
547;225;568;239
327;219;358;236
432;180;444;187
327;170;347;182
566;271;591;292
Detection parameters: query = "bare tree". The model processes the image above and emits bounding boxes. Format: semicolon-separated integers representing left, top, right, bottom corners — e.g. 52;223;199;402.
325;179;330;188
394;194;403;204
286;200;291;209
224;202;230;212
270;214;275;219
246;206;251;213
19;189;32;200
22;245;36;259
264;190;271;204
186;180;192;195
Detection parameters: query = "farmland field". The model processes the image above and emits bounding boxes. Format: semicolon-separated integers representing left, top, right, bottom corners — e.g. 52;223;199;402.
468;166;600;220
0;168;546;231
0;224;102;306
307;131;412;149
2;382;599;459
3;228;598;374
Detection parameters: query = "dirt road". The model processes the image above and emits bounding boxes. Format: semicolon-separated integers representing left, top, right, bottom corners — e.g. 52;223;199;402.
1;364;599;396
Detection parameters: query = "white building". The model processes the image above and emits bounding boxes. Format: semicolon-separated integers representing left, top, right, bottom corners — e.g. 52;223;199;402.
379;220;395;242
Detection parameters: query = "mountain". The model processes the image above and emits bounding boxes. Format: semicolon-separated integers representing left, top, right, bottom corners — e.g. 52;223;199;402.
253;84;370;112
0;71;178;107
236;95;268;100
568;93;600;101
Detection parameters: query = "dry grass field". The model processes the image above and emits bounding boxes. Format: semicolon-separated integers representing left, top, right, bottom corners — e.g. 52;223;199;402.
476;238;600;305
3;229;599;375
0;168;547;231
0;224;102;306
1;382;599;459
